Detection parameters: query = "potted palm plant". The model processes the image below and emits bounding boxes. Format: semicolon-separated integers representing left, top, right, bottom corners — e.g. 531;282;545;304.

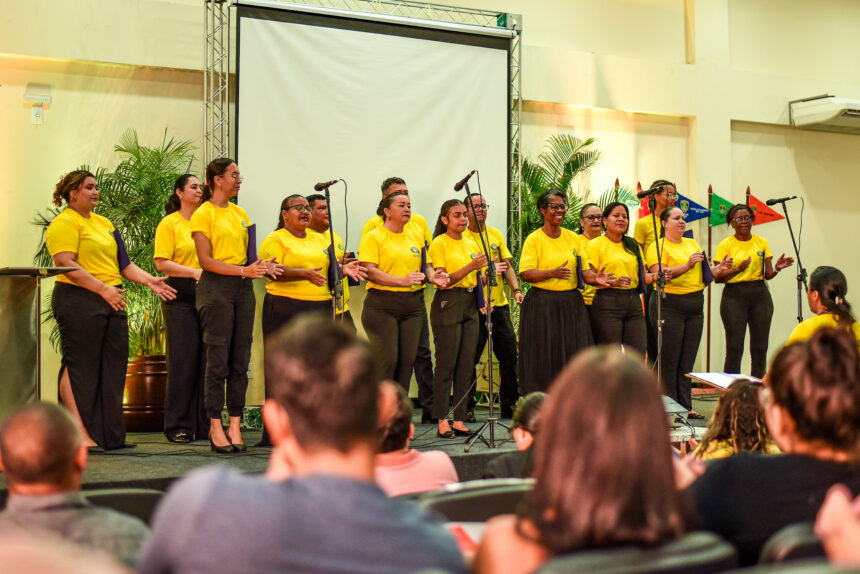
34;129;196;431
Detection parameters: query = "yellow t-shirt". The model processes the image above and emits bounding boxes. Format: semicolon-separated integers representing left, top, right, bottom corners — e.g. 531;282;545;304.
428;233;482;289
463;226;512;306
154;211;201;270
580;234;600;305
361;212;433;244
358;224;429;292
46;208;121;286
519;228;588;291
645;237;704;295
189;201;251;266
633;216;658;255
714;235;772;283
308;228;350;313
259;229;330;301
693;439;782;461
785;313;860;347
586;235;643;290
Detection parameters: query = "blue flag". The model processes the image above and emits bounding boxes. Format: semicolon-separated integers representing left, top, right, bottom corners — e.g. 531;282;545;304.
676;193;710;224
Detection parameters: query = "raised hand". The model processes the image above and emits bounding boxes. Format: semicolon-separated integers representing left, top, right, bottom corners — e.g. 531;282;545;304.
304;267;327;287
100;284;128;311
737;256;752;271
148;276;177;301
343;260;367;281
717;255;732;270
687;252;705;266
775;253;795;270
470;253;488;271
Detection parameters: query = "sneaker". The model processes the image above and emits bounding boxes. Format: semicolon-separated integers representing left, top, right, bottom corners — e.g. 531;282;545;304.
168;432;191;444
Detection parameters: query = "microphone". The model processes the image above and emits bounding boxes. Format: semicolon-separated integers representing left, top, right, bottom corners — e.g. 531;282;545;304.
314;180;338;191
636;185;666;200
765;196;798;206
453;170;476;192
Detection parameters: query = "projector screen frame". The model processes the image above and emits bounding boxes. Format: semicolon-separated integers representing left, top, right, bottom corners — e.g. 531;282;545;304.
204;0;523;245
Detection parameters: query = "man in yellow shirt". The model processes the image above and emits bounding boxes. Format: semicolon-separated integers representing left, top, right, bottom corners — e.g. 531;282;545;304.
633;180;677;366
360;177;436;423
463;193;523;419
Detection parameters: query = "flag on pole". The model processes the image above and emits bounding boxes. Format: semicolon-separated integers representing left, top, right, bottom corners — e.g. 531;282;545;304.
748;194;786;225
709;192;734;226
675;192;710;224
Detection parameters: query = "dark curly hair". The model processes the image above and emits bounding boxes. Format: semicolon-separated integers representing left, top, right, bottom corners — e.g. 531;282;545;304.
726;203;754;227
695;380;772;458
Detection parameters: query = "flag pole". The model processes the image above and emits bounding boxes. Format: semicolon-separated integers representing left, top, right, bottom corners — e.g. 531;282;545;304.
745;185;751;206
707;184;713;371
614;178;620;202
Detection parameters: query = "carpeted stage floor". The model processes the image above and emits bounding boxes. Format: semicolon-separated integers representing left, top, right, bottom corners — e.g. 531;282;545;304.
0;397;715;505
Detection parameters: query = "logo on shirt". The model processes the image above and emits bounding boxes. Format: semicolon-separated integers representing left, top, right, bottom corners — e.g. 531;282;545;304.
410;246;420;256
491;243;499;251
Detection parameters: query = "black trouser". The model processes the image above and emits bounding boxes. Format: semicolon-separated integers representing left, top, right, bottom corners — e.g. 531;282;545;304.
335;309;356;332
431;288;479;421
259;293;331;445
53;282;128;450
196;271;255;421
590;289;647;355
649;290;704;410
414;303;435;416
163;277;208;441
720;281;773;378
644;285;658;366
362;289;425;392
469;304;519;413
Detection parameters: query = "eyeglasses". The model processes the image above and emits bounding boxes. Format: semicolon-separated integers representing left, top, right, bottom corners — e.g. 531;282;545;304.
733;216;752;223
547;204;568;212
287;205;312;214
472;203;489;210
219;172;242;181
582;215;602;221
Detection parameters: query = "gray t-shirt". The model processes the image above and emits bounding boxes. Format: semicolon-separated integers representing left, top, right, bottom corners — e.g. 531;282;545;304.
138;466;467;574
0;491;150;569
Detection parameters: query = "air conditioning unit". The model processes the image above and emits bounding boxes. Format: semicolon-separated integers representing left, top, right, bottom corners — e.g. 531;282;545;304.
789;95;860;134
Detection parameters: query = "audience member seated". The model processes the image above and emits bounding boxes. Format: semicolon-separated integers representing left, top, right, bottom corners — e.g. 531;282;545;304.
483;392;546;479
815;484;860;568
0;403;149;570
473;347;687;574
693;380;780;460
686;328;860;566
375;385;458;497
0;533;127;574
138;315;467;574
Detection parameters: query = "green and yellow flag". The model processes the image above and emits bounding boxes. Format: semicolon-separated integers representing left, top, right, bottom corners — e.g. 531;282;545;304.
709;193;734;226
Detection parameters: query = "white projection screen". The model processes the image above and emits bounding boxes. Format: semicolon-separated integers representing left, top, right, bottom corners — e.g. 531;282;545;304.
235;2;511;259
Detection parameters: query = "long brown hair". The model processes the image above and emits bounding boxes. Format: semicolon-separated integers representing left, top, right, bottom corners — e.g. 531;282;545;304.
695;380;772;457
522;347;686;554
433;199;464;238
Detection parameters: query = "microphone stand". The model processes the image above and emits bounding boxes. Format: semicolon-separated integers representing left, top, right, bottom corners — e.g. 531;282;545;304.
777;201;807;323
323;183;344;320
648;194;666;386
461;181;509;452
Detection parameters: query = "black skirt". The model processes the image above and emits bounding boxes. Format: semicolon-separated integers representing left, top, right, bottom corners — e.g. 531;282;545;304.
518;287;593;394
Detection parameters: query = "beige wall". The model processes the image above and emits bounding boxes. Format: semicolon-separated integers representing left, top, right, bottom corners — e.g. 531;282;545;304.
2;0;860;402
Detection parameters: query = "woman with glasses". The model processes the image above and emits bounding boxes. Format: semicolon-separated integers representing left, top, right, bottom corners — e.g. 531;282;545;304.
192;158;273;453
715;204;793;377
586;202;653;354
257;194;365;446
577;203;603;311
518;189;610;393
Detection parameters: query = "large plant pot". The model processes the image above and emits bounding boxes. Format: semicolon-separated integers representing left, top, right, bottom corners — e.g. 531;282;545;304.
123;354;167;432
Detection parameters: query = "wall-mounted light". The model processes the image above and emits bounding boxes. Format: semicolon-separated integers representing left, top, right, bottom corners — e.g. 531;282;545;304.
24;83;52;125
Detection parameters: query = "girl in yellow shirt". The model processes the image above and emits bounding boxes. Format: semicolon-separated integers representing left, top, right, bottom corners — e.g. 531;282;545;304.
646;207;730;418
715;204;794;377
47;170;176;450
518;190;611;393
577;203;603;307
359;192;448;395
153;174;207;443
586;202;654;355
428;199;486;438
786;266;860;347
191;158;277;453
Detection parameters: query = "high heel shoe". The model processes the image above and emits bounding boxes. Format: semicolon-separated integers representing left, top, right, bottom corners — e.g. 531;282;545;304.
232;442;247;453
210;435;233;454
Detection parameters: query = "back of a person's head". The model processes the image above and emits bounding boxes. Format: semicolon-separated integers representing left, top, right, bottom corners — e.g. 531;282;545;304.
265;314;380;452
526;346;685;554
768;327;860;452
0;403;81;487
696;380;772;457
512;392;546;435
379;386;412;454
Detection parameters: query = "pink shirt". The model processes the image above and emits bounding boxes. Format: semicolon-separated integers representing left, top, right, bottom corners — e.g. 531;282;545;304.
374;449;459;497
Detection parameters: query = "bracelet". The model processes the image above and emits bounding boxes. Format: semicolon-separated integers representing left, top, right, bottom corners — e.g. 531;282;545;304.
513;288;522;294
240;266;245;278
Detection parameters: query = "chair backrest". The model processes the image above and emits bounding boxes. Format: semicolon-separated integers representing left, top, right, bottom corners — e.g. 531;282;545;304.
758;522;824;565
80;488;163;526
413;478;533;522
535;531;737;574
